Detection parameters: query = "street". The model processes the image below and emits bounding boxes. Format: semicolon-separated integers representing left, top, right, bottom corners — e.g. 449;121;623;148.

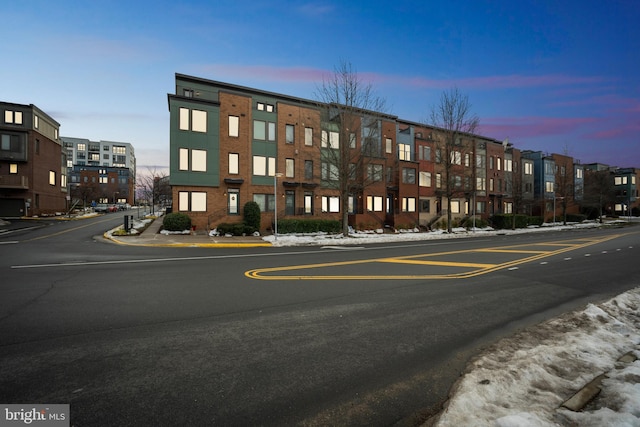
1;216;639;426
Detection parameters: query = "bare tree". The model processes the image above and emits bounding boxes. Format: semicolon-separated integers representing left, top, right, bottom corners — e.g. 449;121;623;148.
137;167;170;213
553;149;575;225
583;169;615;222
314;61;388;236
429;87;479;232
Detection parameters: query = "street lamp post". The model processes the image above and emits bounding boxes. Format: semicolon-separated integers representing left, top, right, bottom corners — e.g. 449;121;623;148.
274;173;283;240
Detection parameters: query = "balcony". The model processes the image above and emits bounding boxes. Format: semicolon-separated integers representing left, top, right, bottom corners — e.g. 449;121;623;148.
0;174;29;189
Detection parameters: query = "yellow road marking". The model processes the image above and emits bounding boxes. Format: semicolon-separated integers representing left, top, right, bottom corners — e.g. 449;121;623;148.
245;233;625;280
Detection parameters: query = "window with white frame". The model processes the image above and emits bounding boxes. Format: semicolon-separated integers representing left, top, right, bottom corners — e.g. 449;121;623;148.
398;143;411;161
229;153;239;174
305;127;313;146
229;116;239;137
321;196;340;213
285;158;295;178
192;192;207;211
366;195;384;212
402;197;416;212
321;130;339;149
386;138;393;154
419;171;431;187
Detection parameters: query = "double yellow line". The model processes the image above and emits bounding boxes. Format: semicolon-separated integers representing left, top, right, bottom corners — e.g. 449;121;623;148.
245;234;624;280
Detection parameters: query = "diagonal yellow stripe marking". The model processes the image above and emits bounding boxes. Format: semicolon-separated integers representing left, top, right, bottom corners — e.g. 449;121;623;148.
245;233;626;280
476;249;548;254
378;258;497;268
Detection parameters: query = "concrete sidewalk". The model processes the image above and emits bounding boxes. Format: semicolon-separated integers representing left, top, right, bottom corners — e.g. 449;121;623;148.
106;216;272;248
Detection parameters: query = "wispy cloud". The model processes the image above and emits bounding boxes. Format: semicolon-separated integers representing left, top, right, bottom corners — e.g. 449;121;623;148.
479;116;597;140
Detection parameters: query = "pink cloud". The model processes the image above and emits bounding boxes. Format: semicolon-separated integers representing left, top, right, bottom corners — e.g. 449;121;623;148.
479;116;597;140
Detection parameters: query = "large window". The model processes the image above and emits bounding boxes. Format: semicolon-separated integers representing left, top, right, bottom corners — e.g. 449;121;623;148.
285;124;295;144
321;196;340;213
253;156;276;176
253;194;275;212
321;130;339;149
402;197;416;212
366;195;384;212
179;108;207;133
254;120;276;141
179;191;207;212
179;148;207;172
524;162;533;175
321;162;339;181
476;177;486;191
450;151;462;165
4;110;23;125
398;143;411;161
402;167;416;184
545;181;554;192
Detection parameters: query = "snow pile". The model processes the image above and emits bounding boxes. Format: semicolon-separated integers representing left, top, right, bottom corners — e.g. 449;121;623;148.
433;288;640;427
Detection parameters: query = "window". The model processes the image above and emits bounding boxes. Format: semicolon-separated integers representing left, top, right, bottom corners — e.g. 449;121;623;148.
285;158;295;178
436;173;442;188
419;146;431;161
420;199;430;213
304;160;313;180
367;164;383;182
454;175;462;188
179;108;189;130
227;190;239;214
266;104;274;112
476;177;486;191
505;159;513;172
398;143;411;161
77;143;86;151
321;130;339;149
576;168;583;179
489;178;494;192
229;116;239;137
257;102;265;111
321;162;339;181
496;157;502;170
435;149;442;163
253;194;275;212
229;153;239;174
285;124;295;144
450;151;461;165
4;110;23;124
9;163;17;174
464;153;470;167
253;120;276;141
179;148;189;170
349;133;356;149
112;146;126;155
100;176;108;184
305;127;313;146
402;168;416;184
545;181;554;192
191;149;207;172
321;196;340;213
386;138;393;154
476;154;486;168
34;115;39;129
450;200;460;214
252;156;276;176
504;202;513;214
524;162;533;175
304;193;313;214
183;89;194;97
191;110;206;133
366;196;384;212
49;171;56;186
419;171;431;187
402;197;416;212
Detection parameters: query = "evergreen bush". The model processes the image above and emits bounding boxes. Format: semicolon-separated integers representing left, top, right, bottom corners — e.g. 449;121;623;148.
163;212;192;231
243;201;261;231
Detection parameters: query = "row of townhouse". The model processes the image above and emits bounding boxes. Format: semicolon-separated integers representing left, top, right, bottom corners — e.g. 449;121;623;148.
0;101;68;217
167;74;594;232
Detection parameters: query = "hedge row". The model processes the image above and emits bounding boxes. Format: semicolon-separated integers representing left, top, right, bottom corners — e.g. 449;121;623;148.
276;219;341;234
216;223;256;236
489;214;543;229
163;212;192;231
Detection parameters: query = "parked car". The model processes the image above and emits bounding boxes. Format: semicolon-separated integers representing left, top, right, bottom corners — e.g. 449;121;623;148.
94;203;110;213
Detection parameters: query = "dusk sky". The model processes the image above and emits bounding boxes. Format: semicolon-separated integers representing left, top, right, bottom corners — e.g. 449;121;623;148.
2;0;639;170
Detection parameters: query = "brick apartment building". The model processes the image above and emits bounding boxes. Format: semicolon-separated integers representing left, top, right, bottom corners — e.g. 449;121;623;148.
0;102;67;217
167;74;596;232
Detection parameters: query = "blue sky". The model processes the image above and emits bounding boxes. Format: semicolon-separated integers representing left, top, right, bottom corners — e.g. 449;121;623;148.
2;0;639;170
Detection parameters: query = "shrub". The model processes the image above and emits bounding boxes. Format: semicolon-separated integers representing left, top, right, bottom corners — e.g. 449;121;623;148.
163;212;192;231
243;201;261;230
490;214;543;229
460;217;488;229
217;222;256;236
565;213;587;223
276;219;341;234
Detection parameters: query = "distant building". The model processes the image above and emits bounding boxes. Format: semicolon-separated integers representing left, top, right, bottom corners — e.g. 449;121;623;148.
62;137;136;206
0;101;68;217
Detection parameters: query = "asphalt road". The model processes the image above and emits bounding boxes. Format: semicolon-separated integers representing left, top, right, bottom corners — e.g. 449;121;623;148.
1;216;638;426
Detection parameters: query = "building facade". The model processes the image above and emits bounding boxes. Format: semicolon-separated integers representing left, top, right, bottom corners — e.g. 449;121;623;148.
0;102;67;217
168;74;590;232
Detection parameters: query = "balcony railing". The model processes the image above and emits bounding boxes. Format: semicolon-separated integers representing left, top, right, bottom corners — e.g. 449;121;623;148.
0;174;29;189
